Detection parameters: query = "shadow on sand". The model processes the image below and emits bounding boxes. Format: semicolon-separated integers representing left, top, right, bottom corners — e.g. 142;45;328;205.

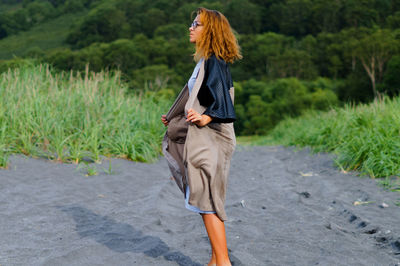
56;204;202;266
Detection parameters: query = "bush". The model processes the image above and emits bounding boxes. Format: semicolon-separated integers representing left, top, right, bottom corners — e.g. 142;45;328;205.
102;39;147;73
45;48;77;70
270;96;400;178
234;77;339;135
26;1;57;23
0;58;36;73
66;2;128;48
62;0;85;13
23;46;45;58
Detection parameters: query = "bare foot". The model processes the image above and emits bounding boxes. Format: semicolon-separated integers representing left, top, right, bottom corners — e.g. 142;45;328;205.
207;254;216;265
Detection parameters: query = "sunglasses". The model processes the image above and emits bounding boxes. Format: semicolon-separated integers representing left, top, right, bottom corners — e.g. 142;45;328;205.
191;20;203;29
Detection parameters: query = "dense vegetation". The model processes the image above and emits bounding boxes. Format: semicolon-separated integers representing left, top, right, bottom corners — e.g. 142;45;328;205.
0;63;170;168
267;96;400;179
1;0;400;136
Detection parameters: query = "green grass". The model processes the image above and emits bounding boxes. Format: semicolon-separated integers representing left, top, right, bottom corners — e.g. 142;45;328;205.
237;134;281;146
0;11;87;60
0;63;171;167
236;135;276;146
262;96;400;179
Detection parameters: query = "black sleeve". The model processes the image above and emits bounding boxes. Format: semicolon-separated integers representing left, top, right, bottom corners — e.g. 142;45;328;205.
197;56;236;123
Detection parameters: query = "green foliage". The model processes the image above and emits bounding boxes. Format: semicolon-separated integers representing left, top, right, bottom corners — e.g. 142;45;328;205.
130;64;183;92
44;34;193;90
225;0;261;34
0;0;23;6
386;11;400;28
270;0;314;37
349;27;400;96
244;95;271;135
1;0;400;138
102;158;115;175
341;0;379;28
62;0;85;13
0;11;85;60
309;0;342;34
382;55;400;96
26;1;57;23
0;0;63;38
309;89;338;110
23;46;45;58
154;23;188;40
65;0;223;47
142;8;167;37
0;63;171;166
0;57;37;73
77;162;99;176
66;2;128;48
235;77;339;135
237;32;318;80
103;38;147;72
169;2;198;25
0;8;30;37
269;96;400;178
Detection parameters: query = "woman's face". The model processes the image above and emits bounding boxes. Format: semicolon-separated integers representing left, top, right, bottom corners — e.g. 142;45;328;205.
189;15;203;43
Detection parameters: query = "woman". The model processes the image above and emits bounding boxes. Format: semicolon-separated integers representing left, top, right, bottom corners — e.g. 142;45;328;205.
161;7;241;266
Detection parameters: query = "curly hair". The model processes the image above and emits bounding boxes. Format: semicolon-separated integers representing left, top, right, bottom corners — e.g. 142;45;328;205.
194;7;242;63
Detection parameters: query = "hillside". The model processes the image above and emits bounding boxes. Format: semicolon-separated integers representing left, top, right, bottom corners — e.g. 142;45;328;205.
0;11;86;59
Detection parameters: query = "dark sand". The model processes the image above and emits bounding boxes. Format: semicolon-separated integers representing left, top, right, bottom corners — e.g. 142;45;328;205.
0;146;399;266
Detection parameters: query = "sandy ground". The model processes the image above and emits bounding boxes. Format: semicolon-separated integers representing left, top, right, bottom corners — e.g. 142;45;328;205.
0;145;399;266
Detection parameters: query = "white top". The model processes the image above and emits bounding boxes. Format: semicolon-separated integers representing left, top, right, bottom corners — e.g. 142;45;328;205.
187;58;204;94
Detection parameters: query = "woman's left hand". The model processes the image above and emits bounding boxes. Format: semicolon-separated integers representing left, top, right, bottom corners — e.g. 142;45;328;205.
186;108;212;127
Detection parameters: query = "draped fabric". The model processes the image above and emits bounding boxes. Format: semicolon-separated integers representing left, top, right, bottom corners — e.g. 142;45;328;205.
162;57;236;221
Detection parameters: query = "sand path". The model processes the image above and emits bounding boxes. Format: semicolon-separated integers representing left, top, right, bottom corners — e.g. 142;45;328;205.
0;146;399;266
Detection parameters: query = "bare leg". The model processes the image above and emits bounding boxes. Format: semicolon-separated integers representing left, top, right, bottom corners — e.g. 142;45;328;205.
201;213;231;266
208;247;216;266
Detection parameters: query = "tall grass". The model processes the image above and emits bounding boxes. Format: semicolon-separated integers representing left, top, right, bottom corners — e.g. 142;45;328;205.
0;64;171;168
268;96;400;178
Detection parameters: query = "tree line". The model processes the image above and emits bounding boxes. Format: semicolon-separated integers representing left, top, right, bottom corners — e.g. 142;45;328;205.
1;0;400;135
